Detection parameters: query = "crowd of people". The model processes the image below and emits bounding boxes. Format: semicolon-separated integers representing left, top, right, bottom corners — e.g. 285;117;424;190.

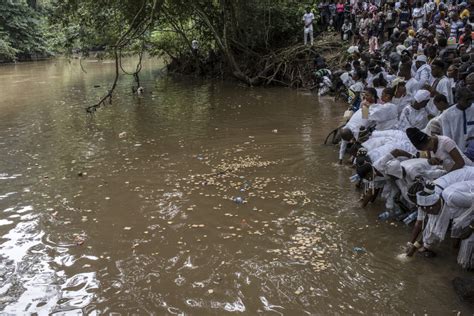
312;0;474;268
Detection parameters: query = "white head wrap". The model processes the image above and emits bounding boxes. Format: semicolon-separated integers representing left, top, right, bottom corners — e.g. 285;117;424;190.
416;183;441;206
415;54;428;63
414;89;431;103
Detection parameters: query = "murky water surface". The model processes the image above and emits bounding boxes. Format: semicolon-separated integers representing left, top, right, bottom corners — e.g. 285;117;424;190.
0;58;472;314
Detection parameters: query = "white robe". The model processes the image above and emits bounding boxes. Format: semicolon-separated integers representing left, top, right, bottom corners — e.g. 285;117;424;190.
397;105;429;131
426;76;454;117
417;166;474;221
369;103;399;131
423;181;474;248
414;63;432;87
439;103;474;151
393;94;414;116
340;72;355;88
406;78;421;97
339;108;370;160
451;207;474;268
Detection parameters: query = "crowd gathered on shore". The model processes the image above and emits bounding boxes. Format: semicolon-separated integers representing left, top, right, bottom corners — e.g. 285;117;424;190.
305;0;474;268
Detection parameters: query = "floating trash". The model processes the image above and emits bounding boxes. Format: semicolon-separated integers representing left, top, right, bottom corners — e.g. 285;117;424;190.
353;247;366;254
233;196;244;204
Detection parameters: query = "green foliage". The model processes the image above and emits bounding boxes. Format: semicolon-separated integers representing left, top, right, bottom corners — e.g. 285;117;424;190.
0;1;54;61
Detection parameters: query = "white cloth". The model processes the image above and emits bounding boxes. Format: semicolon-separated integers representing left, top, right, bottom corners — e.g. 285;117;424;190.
432;76;454;105
452;207;474;268
417;166;474;221
403;158;447;184
429;135;473;171
426;77;453;117
414;63;432;87
349;81;365;93
439;104;474;151
344;108;369;139
423;180;474;248
414;89;431;103
367;139;417;163
303;12;315;28
458;233;474;269
338;108;370;160
369;102;399;131
392;94;414;116
406;78;421;97
397;105;429;131
340;72;355;88
424;116;442;136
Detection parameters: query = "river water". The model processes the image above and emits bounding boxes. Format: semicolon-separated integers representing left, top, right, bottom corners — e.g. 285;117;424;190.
0;58;472;315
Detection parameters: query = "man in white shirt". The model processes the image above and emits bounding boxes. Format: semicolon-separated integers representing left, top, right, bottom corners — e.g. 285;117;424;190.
439;88;474;152
302;8;315;45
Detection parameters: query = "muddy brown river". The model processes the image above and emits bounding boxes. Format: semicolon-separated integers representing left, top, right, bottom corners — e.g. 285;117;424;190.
0;58;472;314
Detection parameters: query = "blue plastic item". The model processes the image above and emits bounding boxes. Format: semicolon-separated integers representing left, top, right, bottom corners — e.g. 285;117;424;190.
403;211;418;225
353;247;366;254
349;174;360;183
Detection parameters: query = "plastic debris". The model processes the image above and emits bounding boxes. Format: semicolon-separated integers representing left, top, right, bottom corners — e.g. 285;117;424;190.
403;211;418;225
353;247;366;254
233;196;244;204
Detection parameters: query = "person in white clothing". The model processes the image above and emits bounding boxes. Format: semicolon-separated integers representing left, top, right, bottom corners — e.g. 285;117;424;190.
413;55;432;88
405;167;474;255
338;107;370;163
302;8;315;45
369;87;399;131
412;2;425;30
426;59;453;117
398;64;420;99
392;80;415;116
416;180;474;257
397;89;430;132
439;88;474;153
424;94;450;137
406;127;473;172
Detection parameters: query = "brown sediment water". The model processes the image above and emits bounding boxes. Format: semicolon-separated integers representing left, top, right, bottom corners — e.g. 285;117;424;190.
0;58;471;314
